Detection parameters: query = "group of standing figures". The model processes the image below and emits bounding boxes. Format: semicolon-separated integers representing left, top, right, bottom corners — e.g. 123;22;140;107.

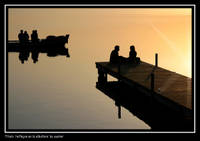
17;30;70;64
18;30;39;45
18;30;40;64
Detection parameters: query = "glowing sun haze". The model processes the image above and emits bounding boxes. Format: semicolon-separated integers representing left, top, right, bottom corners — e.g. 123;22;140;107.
8;8;192;77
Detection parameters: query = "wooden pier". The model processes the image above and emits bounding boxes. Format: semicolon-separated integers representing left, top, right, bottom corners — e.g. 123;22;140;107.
96;60;192;112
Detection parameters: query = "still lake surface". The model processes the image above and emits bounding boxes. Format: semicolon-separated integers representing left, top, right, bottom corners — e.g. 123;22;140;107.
7;8;192;130
8;49;150;130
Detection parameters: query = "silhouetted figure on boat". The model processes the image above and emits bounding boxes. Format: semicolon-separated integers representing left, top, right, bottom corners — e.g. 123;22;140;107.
31;30;39;44
110;45;120;63
128;45;140;64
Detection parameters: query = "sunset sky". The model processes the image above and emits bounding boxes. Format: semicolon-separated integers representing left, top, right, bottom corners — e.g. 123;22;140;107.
8;8;192;77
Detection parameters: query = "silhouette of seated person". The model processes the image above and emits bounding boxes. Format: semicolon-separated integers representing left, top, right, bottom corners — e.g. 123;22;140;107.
110;45;127;64
128;45;140;64
110;45;120;64
31;30;39;44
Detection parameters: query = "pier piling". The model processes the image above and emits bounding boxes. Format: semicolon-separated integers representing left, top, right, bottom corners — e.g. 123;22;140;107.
155;53;158;67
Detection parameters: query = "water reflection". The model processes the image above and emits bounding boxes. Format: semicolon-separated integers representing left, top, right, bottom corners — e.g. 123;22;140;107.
96;81;193;131
9;32;70;63
9;52;152;129
9;43;70;64
31;48;40;63
18;47;30;64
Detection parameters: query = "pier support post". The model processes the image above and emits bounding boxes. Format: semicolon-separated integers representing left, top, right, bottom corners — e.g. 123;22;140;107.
118;61;122;82
150;72;155;108
151;73;154;91
118;64;120;74
155;53;158;67
115;101;121;119
118;105;121;119
97;67;107;85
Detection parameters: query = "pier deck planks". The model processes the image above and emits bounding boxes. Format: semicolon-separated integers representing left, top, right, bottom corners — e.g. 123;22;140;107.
96;61;192;110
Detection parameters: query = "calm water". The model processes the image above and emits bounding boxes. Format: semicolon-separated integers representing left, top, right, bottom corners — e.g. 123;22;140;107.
8;50;150;130
7;8;192;130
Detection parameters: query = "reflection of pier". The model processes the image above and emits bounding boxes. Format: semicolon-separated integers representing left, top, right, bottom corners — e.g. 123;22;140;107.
7;40;70;57
95;59;193;131
96;81;193;131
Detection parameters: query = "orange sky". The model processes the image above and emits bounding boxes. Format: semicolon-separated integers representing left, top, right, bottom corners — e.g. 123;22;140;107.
8;8;192;77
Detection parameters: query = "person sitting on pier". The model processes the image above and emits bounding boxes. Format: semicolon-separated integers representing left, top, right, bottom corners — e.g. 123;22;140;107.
31;30;39;44
110;45;128;64
128;45;140;64
18;30;24;44
110;45;120;64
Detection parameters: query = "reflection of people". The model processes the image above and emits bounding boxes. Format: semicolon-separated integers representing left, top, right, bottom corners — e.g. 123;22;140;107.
19;52;25;64
31;48;40;63
110;45;120;63
18;48;30;64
